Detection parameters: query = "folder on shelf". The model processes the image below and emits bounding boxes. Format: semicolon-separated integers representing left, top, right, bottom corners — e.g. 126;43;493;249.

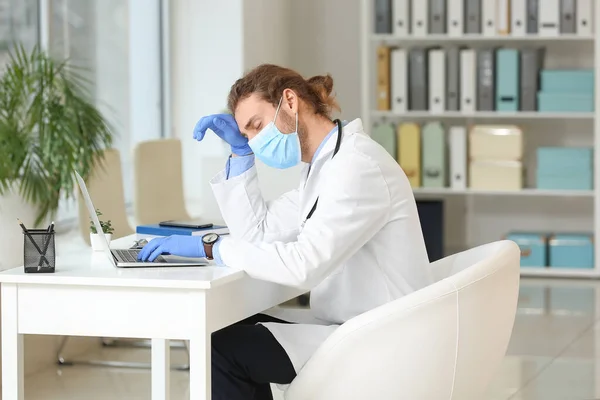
447;0;464;36
429;0;447;34
496;49;520;112
412;0;429;36
460;49;476;112
136;224;229;237
482;0;497;36
374;0;393;34
577;0;593;36
526;0;539;34
477;48;497;111
539;0;560;36
465;0;482;34
520;48;545;111
449;126;467;190
497;0;511;35
409;48;428;111
511;0;527;36
371;122;397;159
422;122;446;188
392;0;410;36
391;48;408;113
397;123;421;188
560;0;576;34
377;45;391;111
446;47;461;111
429;49;446;113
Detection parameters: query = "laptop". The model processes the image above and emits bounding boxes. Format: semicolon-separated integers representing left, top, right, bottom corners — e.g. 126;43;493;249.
75;171;208;268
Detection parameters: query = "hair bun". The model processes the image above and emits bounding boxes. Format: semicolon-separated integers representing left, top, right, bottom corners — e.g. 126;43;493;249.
307;74;334;96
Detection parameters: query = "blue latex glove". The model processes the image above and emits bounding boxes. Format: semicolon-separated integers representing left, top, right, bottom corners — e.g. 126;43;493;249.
193;113;253;156
137;235;205;262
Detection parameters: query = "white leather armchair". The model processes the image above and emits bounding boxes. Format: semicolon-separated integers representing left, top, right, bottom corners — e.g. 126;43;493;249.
283;240;520;400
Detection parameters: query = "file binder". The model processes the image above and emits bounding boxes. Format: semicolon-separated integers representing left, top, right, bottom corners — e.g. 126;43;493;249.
429;0;447;34
371;123;397;159
447;0;464;36
539;0;560;36
460;49;476;112
560;0;576;34
422;122;446;188
429;49;446;113
511;0;527;35
449;126;467;190
398;123;421;188
412;0;429;36
577;0;593;36
446;47;460;111
377;45;391;110
496;49;520;112
526;0;539;34
409;48;428;111
477;48;496;111
465;0;481;34
374;0;393;33
393;0;410;36
520;48;544;111
497;0;511;35
391;48;408;113
482;0;497;36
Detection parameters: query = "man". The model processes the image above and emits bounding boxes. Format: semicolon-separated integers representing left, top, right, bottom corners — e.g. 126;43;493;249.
138;64;433;400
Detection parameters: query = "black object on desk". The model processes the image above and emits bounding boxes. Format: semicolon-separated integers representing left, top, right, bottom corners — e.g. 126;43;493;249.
416;200;444;263
18;219;56;273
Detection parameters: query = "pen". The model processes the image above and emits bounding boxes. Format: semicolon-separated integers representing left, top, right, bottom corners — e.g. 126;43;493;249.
38;221;55;269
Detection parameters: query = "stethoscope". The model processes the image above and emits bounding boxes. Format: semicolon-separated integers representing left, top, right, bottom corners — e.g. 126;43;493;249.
303;118;344;224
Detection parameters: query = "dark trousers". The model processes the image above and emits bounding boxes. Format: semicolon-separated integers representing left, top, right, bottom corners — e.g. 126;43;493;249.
211;314;296;400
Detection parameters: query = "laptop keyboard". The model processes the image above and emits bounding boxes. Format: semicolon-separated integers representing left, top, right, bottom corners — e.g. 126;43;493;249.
113;249;141;263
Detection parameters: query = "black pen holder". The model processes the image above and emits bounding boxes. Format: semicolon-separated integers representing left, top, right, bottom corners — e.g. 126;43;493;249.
23;230;56;273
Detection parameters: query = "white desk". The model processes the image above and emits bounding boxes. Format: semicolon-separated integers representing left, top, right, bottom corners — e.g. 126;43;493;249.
0;235;302;400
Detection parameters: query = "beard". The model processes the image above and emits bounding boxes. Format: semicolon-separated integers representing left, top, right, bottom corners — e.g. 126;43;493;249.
279;110;309;159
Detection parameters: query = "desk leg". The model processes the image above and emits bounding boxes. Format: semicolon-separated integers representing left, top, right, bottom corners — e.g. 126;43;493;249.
151;339;170;400
189;327;211;400
2;283;24;400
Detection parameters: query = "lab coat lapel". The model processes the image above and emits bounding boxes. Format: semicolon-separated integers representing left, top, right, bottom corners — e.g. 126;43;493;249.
297;119;363;227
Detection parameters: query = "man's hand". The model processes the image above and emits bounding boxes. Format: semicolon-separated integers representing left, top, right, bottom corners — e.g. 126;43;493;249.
193;113;253;156
137;235;205;262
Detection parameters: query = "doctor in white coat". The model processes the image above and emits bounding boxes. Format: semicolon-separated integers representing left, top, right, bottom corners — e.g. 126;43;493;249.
138;64;433;400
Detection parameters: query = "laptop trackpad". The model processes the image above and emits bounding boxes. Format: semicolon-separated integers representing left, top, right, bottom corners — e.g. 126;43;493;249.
161;255;209;265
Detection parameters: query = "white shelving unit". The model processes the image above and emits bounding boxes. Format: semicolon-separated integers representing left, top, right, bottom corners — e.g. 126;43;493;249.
360;0;600;279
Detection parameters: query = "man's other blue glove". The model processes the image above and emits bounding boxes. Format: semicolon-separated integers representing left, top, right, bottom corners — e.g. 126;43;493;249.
137;235;205;262
193;113;253;156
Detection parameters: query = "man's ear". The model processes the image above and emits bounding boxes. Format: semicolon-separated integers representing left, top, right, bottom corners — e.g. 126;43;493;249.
282;88;299;114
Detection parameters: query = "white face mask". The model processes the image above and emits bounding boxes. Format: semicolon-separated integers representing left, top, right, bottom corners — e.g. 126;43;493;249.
247;97;301;169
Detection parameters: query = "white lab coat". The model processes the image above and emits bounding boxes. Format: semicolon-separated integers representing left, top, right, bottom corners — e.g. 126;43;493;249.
210;118;433;373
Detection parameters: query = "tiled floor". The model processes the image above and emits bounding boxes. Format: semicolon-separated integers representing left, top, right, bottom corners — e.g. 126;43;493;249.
18;231;600;399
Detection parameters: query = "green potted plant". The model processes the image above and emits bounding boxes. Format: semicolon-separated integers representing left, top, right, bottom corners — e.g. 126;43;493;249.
89;209;114;251
0;44;113;267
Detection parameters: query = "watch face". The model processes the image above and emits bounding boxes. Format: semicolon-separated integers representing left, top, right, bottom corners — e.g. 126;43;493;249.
202;233;219;244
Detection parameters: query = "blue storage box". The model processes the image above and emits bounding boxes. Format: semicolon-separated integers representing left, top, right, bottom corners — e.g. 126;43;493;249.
549;234;594;269
537;174;592;190
537;147;593;175
506;232;548;267
538;92;594;112
540;69;594;94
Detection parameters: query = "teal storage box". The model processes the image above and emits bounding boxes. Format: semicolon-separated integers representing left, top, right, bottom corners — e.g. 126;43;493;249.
537;92;594;112
537;147;593;175
496;49;520;112
537;174;592;190
540;69;594;94
506;232;548;267
549;234;594;269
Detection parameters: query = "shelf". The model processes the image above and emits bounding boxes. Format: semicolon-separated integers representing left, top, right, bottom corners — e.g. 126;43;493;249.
371;34;595;44
371;111;595;120
412;188;594;197
520;267;600;278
